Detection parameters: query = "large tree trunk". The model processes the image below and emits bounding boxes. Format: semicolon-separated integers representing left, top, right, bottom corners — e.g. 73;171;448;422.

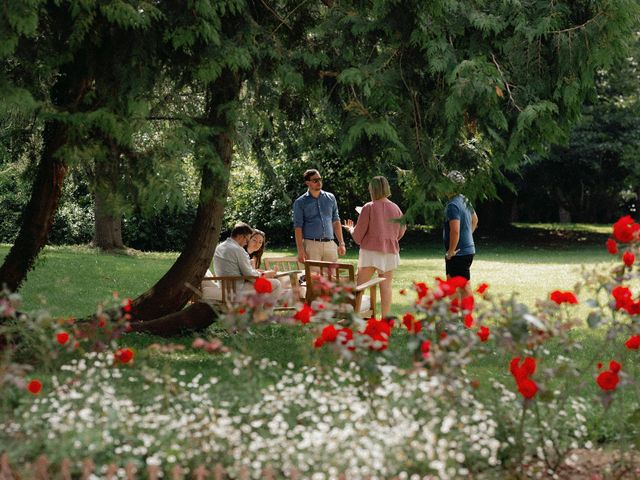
129;302;218;336
131;70;241;326
0;47;91;292
93;191;125;250
0;120;69;292
93;148;125;250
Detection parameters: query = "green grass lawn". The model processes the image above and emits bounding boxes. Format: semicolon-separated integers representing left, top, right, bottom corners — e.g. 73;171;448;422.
0;227;611;318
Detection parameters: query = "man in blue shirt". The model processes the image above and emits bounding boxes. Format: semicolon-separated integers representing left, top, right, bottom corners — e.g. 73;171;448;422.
443;170;478;295
293;169;347;263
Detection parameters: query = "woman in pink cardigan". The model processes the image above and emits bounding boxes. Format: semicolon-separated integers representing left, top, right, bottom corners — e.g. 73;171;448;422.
343;176;406;317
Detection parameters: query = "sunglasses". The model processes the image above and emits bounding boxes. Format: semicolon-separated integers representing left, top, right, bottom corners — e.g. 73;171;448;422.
309;177;323;183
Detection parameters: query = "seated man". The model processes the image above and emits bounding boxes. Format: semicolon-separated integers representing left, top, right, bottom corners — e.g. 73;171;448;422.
208;222;281;302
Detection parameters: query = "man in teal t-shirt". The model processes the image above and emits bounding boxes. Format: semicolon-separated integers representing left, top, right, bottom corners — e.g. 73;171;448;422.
443;170;478;295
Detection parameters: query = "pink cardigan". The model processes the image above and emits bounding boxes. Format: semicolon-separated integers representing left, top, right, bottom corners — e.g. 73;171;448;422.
351;199;406;254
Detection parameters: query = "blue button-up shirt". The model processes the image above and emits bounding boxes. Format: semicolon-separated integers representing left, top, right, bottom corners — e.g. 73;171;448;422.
293;190;340;240
443;194;476;256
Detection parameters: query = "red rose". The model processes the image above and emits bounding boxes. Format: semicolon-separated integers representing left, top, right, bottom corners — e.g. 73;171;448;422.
623;251;635;267
609;360;621;373
448;276;468;290
461;296;474;312
318;324;338;344
439;331;448;340
463;314;474;329
597;362;603;369
516;377;538;399
476;283;489;294
123;298;132;313
114;347;134;364
477;325;490;342
293;304;314;324
549;290;564;304
363;318;392;350
510;357;536;380
27;379;42;395
605;239;618;254
414;282;429;300
254;277;273;294
612;286;634;311
550;290;578;305
625;335;640;350
420;340;431;359
56;332;69;345
402;313;422;334
449;297;460;313
596;370;619;391
612;215;640;243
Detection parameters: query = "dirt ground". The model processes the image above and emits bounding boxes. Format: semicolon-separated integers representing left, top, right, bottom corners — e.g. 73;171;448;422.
542;449;640;479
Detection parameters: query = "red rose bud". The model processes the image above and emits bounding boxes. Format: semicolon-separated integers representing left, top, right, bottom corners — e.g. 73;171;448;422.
420;340;431;359
609;360;621;373
402;313;421;334
463;314;474;329
27;379;42;395
114;347;134;364
56;332;69;345
293;304;314;324
605;239;618;254
477;325;490;342
623;251;635;267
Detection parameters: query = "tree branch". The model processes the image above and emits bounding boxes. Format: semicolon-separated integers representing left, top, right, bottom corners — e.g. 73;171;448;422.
491;53;523;112
550;12;603;34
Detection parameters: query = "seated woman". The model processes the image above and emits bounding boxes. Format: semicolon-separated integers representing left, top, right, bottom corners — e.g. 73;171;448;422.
245;229;266;270
245;228;300;302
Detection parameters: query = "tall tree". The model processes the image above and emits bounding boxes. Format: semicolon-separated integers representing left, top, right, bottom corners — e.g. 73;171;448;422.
0;1;164;290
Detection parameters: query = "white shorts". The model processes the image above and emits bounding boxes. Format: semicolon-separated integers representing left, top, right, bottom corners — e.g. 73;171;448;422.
358;249;400;273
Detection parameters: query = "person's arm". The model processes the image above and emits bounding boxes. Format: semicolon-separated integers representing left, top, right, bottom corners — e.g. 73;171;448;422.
331;195;346;256
398;222;407;240
334;220;346;256
447;219;461;260
471;211;478;233
349;203;370;245
237;249;260;277
396;205;407;240
294;227;306;263
293;199;306;263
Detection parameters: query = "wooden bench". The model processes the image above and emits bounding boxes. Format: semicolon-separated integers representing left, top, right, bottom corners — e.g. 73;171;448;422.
303;260;385;318
262;256;305;302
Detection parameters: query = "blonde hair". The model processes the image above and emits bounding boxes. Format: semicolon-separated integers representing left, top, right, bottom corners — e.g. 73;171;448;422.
368;176;391;201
